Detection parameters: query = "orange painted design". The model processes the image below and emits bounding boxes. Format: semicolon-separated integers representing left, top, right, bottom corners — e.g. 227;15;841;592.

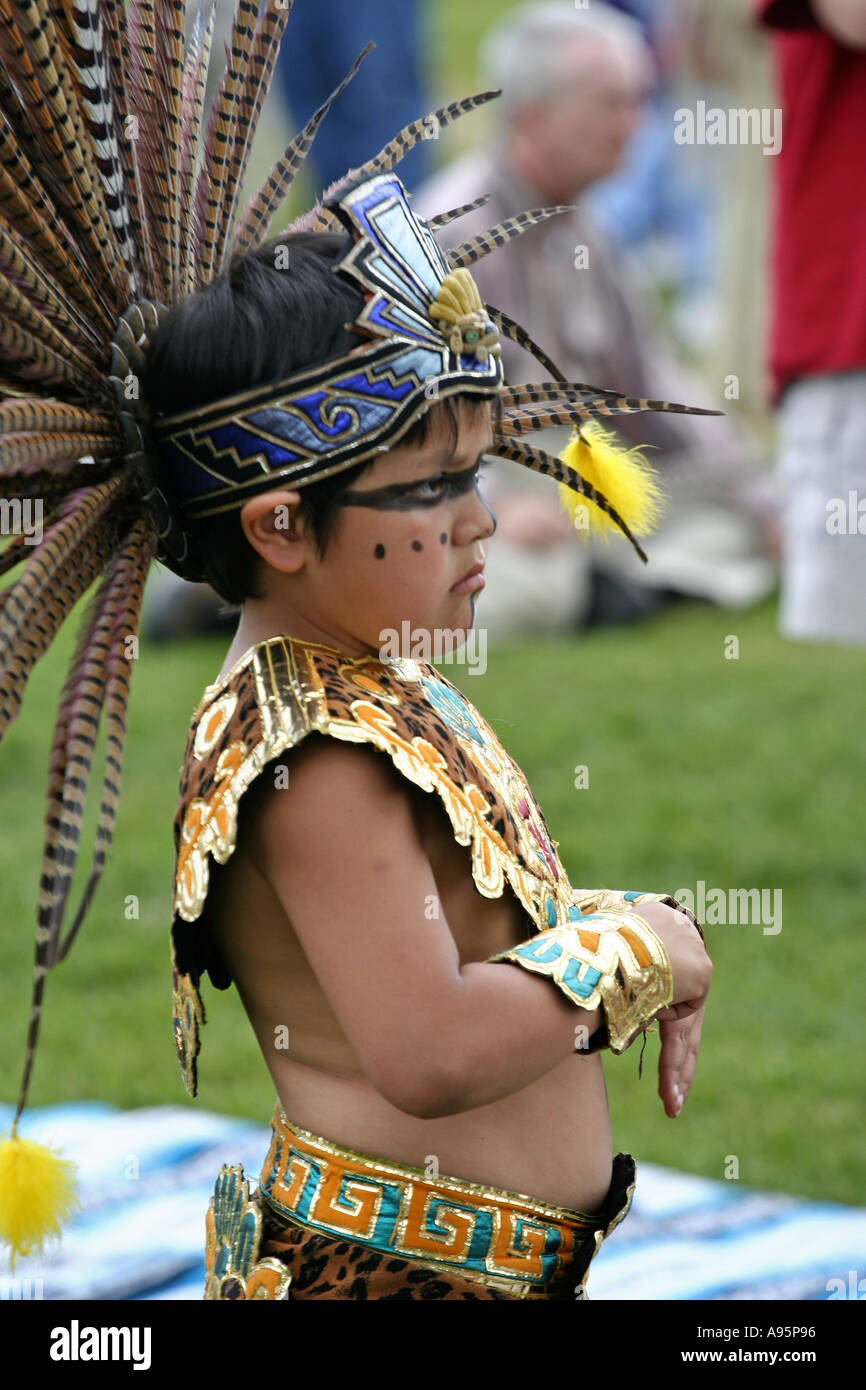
310;1167;381;1237
617;924;653;968
282;1155;313;1209
174;739;248;917
403;1185;476;1256
577;929;601;952
489;1211;563;1277
347;700;531;907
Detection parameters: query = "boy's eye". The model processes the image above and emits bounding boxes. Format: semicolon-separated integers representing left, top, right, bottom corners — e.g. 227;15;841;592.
409;474;449;500
407;457;489;502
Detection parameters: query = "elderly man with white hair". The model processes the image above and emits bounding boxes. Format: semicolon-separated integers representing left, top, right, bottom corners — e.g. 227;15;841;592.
413;1;778;635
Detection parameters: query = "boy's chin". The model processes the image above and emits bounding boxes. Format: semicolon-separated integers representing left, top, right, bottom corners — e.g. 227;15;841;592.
374;615;473;664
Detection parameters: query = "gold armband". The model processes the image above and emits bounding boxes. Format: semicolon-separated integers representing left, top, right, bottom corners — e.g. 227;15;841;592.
572;888;706;946
488;911;673;1055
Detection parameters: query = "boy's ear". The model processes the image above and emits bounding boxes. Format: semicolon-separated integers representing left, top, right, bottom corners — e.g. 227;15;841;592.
240;489;308;574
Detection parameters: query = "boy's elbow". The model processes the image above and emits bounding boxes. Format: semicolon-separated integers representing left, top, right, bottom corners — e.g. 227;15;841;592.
371;1052;468;1120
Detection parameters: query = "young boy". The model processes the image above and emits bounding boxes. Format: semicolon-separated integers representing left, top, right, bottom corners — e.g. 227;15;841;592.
147;181;712;1301
0;4;711;1293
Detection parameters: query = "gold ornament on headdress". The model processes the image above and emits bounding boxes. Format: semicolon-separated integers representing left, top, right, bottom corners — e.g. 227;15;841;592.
429;268;501;364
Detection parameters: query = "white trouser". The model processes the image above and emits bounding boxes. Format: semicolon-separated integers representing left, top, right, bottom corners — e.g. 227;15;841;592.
776;371;866;647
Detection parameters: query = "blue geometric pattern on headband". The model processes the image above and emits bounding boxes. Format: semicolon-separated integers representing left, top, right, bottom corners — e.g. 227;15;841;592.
153;174;503;517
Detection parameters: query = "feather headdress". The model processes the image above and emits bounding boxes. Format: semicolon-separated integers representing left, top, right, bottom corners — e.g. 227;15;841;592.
0;0;719;1261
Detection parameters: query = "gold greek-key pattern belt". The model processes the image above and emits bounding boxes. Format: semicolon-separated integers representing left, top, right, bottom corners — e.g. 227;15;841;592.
258;1105;635;1295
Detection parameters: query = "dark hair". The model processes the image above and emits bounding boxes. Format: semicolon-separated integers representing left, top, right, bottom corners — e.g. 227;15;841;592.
142;231;499;607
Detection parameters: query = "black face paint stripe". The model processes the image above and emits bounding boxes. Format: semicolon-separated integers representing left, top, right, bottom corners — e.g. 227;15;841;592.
339;455;490;511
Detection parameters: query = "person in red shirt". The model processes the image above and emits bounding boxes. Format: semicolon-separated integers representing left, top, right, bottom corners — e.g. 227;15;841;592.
756;0;866;643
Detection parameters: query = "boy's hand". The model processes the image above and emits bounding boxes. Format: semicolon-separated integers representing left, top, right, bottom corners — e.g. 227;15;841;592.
657;1003;705;1118
620;899;711;1115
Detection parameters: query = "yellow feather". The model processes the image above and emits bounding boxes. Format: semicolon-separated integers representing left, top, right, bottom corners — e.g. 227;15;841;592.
0;1130;79;1267
556;422;666;544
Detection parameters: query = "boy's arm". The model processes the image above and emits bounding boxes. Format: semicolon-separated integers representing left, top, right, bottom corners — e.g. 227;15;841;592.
249;735;606;1119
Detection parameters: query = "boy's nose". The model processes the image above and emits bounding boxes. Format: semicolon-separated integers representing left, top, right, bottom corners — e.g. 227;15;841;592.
453;487;497;545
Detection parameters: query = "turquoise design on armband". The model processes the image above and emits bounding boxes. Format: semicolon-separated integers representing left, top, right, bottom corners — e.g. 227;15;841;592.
561;957;602;1000
510;934;603;1003
545;893;557;926
514;938;562;966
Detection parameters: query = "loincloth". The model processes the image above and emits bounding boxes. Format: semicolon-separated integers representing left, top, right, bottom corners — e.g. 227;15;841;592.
204;1103;636;1300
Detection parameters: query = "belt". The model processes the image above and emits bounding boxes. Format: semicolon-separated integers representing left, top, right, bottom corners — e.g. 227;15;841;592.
258;1103;636;1297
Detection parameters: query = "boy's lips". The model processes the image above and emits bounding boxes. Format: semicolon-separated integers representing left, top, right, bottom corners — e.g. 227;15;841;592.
451;561;486;595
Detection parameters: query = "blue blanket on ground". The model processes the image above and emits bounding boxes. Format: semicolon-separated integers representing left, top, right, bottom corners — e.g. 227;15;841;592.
0;1104;861;1301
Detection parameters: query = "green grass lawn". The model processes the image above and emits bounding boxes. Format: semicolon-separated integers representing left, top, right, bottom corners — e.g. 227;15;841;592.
1;584;863;1206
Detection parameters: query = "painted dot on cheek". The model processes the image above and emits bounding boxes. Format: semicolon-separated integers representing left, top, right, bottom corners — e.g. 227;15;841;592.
374;543;386;559
411;539;423;552
439;532;447;545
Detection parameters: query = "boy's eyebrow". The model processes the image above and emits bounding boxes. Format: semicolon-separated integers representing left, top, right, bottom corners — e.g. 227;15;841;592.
432;429;496;471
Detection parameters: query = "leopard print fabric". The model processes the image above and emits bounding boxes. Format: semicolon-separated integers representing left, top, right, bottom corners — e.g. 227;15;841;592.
249;1149;636;1301
258;1211;594;1301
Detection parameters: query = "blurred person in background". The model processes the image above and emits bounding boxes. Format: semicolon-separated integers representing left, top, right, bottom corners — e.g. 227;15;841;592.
586;0;719;354
275;0;432;195
413;1;779;638
755;0;866;646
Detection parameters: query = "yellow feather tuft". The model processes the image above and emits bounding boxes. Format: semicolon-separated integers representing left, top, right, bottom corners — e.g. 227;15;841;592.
0;1130;79;1267
557;422;666;544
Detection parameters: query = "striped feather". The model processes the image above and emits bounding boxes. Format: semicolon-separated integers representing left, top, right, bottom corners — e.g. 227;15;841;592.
101;0;158;297
427;194;491;231
0;116;115;329
180;2;217;293
486;305;566;383
0;0;125;296
319;89;502;207
0;218;104;352
500;380;724;417
0;274;106;387
0;460;104;506
54;518;157;960
57;0;139;292
155;0;186;292
211;2;290;275
0;316;102;395
197;0;258;284
446;205;573;269
0;530;31;579
233;39;374;258
0;472;127;654
0;430;117;474
8;512;133;1123
0;506;119;739
0;398;116;437
127;0;171;299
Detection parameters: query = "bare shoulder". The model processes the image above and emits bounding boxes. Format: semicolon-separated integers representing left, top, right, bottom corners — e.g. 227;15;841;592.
247;732;420;865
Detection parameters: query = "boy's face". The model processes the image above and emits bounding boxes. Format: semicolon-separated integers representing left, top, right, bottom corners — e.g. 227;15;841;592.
249;398;498;659
320;398;496;656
